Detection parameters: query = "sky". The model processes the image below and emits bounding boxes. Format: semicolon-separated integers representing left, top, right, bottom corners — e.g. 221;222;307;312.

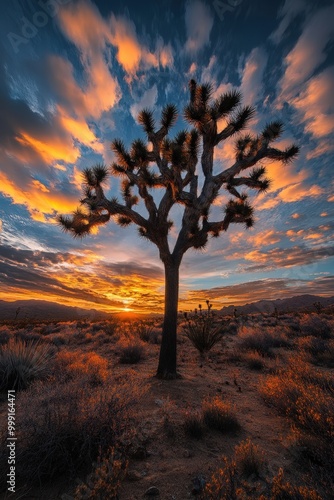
0;0;333;314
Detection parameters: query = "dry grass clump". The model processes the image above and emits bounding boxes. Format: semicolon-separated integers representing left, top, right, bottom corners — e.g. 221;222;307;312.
183;410;205;439
299;315;332;339
118;343;145;364
0;339;55;391
202;396;240;434
0;328;10;345
238;326;290;357
261;357;334;493
297;336;334;367
244;350;266;371
234;439;265;478
270;468;322;500
0;377;136;488
202;453;320;499
53;350;109;385
201;457;238;499
75;447;127;500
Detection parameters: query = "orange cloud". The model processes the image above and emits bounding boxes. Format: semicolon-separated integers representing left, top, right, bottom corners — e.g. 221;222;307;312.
292;66;334;139
252;230;282;247
16;131;80;165
279;183;323;202
277;5;334;104
0;171;78;222
57;2;120;116
58;107;103;154
240;47;268;106
306;140;334;159
159;44;174;68
255;152;323;209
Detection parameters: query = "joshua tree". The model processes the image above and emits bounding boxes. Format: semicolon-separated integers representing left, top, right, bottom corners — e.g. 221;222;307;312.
58;80;299;379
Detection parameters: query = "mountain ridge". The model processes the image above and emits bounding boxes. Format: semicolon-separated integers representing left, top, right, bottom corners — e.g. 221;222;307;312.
219;294;334;315
0;299;111;321
0;294;333;321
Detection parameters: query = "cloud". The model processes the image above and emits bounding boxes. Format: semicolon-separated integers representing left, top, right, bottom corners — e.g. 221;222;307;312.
240;47;268;106
58;0;173;79
244;245;334;272
130;85;158;121
157;41;174;68
291;66;334;139
0;244;164;312
0;169;78;222
184;0;214;54
183;276;334;308
252;230;282;247
277;4;334;104
306;140;334;160
109;13;157;74
278;183;323;203
57;3;121;117
254;151;323;209
270;0;307;44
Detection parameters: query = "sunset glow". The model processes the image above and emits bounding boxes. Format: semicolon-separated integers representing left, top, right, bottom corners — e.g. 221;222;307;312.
1;0;333;314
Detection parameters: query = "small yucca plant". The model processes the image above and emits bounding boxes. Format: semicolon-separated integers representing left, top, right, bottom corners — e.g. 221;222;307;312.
182;301;222;356
0;339;54;391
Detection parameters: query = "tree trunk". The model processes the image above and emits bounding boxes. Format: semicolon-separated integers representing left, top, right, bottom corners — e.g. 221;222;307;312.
156;260;180;379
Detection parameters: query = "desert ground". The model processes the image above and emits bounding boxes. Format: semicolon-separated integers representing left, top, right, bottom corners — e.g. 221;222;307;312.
0;307;333;499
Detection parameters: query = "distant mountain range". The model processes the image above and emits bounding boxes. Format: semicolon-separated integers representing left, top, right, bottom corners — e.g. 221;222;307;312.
0;294;333;322
220;294;334;316
0;300;111;322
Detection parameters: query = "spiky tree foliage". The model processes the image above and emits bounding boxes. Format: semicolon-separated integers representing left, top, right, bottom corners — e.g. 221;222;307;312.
58;80;299;379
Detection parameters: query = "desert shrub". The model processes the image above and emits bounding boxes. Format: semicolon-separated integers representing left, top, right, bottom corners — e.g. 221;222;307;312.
234;439;265;478
91;322;103;333
134;321;154;342
270;468;322;499
244;350;266;371
53;350;108;385
119;343;145;364
72;330;88;343
202;397;240;434
104;319;119;337
299;315;332;339
77;320;89;329
238;327;290;357
0;329;10;345
0;378;135;487
182;302;222;356
261;357;334;491
298;337;334;367
14;330;43;343
49;334;68;346
201;457;238;499
183;411;205;439
39;323;62;335
0;339;55;391
224;320;238;335
75;447;128;500
94;331;111;344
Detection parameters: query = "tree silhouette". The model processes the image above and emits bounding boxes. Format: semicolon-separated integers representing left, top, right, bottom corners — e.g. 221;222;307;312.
58;80;299;379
